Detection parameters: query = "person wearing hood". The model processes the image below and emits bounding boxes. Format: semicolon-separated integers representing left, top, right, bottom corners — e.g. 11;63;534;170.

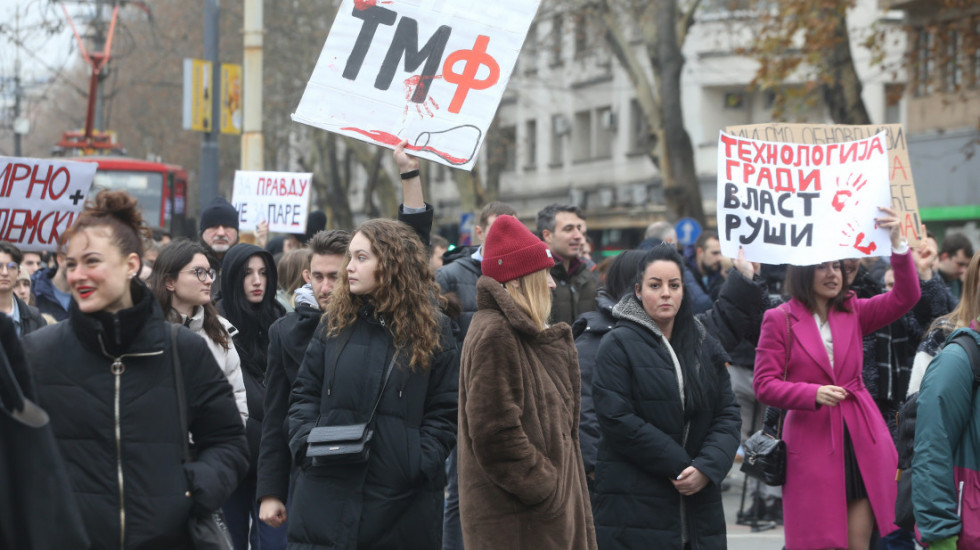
219;242;288;550
591;244;741;549
21;190;248;549
457;214;597;550
148;239;249;424
287;218;458;549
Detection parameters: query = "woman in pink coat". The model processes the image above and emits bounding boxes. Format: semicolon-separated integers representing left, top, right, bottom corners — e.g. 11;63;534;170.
754;207;920;550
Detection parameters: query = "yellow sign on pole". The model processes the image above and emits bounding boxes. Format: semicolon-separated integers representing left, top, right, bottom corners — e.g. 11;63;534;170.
221;63;243;135
183;58;212;132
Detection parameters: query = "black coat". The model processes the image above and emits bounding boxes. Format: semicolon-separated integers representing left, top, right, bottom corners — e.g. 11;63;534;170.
574;269;765;478
435;245;481;338
256;301;323;503
287;306;459;549
21;284;248;550
592;296;741;550
13;294;46;336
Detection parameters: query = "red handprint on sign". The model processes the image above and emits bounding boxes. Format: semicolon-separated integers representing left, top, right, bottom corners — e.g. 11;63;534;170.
840;221;877;255
831;173;868;213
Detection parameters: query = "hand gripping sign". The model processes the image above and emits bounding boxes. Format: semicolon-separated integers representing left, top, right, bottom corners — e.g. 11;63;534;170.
0;157;97;252
716;131;892;266
292;0;541;171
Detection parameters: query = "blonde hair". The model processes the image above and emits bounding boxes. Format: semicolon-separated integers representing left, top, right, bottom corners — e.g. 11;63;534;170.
504;268;553;331
932;250;980;331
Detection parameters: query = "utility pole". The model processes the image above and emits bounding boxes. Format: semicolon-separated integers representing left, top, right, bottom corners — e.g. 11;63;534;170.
93;0;107;131
200;0;220;207
13;75;22;157
241;0;263;171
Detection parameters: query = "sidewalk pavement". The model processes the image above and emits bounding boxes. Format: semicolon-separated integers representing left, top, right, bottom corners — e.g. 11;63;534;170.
724;464;785;550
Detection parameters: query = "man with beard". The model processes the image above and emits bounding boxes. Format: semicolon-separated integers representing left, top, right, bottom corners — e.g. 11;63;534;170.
684;230;724;313
199;197;241;300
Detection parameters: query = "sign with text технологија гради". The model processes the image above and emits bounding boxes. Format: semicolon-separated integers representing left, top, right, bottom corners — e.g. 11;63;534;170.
292;0;541;171
716;131;892;267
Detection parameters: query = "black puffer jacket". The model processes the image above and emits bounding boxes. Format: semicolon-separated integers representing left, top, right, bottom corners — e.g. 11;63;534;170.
13;294;46;336
592;296;740;550
435;245;481;338
21;283;248;550
574;269;766;477
256;299;322;503
287;305;459;549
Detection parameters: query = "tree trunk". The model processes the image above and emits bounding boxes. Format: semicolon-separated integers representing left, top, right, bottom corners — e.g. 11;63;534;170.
820;12;872;125
652;0;706;223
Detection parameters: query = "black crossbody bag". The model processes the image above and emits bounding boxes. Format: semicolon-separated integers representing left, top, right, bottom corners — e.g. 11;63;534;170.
307;329;399;466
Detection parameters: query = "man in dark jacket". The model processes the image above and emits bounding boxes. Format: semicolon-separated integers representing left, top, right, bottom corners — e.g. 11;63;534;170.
537;203;596;326
257;229;350;528
30;259;72;322
0;242;46;337
684;231;724;313
434;200;516;550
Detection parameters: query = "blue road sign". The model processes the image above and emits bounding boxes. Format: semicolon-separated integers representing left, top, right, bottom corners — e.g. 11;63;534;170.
676;217;702;247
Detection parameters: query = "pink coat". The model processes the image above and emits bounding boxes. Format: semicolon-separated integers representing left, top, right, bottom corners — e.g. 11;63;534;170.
754;252;920;550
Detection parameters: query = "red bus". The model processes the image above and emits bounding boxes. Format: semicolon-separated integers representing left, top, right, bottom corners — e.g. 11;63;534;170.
73;156;192;237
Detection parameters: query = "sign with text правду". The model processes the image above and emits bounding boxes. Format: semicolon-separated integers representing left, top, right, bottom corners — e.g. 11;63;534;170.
231;170;313;234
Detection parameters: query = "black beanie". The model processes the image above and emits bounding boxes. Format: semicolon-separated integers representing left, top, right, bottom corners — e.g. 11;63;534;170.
304;210;327;243
199;197;239;233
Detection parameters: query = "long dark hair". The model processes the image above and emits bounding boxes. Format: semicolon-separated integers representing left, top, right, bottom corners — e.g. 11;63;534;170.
148;240;231;350
220;244;285;373
784;261;852;314
604;249;647;300
634;245;711;412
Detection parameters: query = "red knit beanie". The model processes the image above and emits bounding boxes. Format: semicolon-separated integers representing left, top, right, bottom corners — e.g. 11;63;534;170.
482;215;555;284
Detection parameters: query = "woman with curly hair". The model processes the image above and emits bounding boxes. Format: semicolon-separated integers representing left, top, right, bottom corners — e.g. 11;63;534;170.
21;190;248;549
287;218;459;549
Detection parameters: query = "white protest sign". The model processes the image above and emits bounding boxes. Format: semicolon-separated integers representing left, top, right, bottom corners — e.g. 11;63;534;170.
231;171;313;233
0;157;97;251
292;0;541;171
716;131;892;266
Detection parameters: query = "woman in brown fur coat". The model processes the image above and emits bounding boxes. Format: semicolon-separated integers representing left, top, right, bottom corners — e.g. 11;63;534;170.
457;215;597;550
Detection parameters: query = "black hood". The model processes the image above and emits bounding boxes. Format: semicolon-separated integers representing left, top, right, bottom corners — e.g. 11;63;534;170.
220;243;279;303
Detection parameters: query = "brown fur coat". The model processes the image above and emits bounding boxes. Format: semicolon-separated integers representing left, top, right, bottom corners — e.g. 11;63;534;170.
457;276;597;550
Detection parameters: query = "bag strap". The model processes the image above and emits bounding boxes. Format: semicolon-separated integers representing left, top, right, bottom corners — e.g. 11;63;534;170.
365;350;399;426
776;305;791;437
949;331;980;389
170;324;190;462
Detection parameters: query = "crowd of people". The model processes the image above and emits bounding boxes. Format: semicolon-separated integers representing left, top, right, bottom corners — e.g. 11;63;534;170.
1;143;979;550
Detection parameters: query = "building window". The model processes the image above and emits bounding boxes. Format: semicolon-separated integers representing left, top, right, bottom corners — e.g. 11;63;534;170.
946;29;963;92
574;12;589;59
595;106;615;159
573;110;593;160
629;99;651;154
524;23;538;75
884;84;903;124
915;29;934;97
524;119;537;169
500;126;517;172
550;14;564;66
550;114;566;166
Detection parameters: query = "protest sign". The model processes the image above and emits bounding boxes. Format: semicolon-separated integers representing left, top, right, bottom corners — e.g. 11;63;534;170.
231;170;313;233
716;131;892;266
292;0;541;171
726;123;921;246
0;157;97;251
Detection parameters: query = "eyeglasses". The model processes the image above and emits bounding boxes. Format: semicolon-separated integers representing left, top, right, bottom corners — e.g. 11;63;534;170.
0;262;18;272
183;267;217;282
